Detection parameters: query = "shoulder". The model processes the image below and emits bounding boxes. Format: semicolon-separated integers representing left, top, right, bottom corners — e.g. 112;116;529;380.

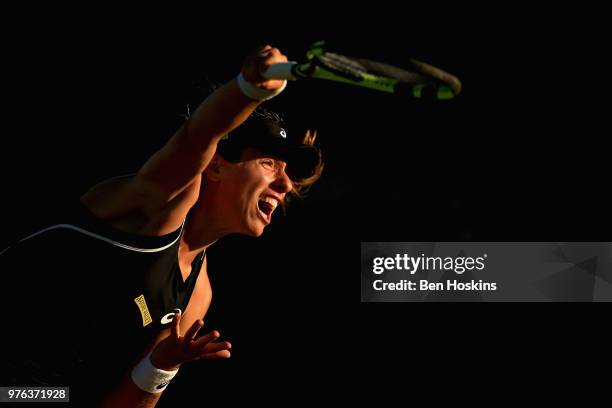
80;174;202;236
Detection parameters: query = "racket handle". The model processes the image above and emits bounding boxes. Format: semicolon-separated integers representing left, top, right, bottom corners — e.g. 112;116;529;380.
261;62;298;80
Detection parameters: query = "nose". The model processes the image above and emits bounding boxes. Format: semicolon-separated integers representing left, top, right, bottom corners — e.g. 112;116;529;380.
271;167;293;194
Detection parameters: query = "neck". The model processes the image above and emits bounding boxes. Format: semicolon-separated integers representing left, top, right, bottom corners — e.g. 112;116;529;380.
177;193;229;266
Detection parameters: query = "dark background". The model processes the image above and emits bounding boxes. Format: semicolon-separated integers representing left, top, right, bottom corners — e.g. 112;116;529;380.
1;10;610;405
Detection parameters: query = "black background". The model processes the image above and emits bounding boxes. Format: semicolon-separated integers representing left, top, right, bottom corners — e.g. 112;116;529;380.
1;8;610;405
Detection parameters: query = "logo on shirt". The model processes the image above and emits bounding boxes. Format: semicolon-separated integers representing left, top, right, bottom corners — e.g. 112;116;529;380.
160;308;182;325
134;294;152;327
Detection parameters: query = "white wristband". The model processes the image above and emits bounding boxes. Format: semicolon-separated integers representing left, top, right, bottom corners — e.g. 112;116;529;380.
237;72;287;101
131;352;179;394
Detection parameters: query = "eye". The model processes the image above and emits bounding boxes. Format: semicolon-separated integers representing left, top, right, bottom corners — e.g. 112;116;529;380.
261;159;275;169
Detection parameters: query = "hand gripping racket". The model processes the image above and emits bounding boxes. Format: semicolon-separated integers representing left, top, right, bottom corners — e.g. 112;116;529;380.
262;41;462;100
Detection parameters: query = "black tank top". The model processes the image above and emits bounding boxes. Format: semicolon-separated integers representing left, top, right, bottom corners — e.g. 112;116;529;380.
0;200;204;398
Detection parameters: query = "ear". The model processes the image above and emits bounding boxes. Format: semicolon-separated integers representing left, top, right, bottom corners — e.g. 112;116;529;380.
204;154;223;182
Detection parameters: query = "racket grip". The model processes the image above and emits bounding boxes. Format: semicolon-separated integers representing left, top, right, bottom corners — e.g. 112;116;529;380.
261;62;298;80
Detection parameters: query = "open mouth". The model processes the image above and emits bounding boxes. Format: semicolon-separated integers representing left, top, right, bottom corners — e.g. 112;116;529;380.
257;196;279;224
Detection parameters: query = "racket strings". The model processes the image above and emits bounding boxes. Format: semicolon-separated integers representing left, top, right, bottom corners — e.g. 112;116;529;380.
313;52;369;81
299;44;462;98
314;52;460;93
354;58;427;84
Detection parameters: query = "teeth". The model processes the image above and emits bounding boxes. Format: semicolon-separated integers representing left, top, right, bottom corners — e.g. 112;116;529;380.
260;196;278;209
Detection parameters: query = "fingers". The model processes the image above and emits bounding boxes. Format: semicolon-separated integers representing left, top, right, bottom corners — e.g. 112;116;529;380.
199;341;231;355
193;330;220;348
258;47;287;89
258;44;273;53
171;309;182;340
198;349;231;360
258;45;287;66
242;44;287;89
257;45;280;56
184;319;204;343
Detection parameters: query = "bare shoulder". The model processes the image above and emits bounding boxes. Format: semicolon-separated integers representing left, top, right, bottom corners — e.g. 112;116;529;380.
80;173;202;236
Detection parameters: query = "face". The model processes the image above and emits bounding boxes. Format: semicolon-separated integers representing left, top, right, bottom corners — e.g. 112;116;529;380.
210;147;293;237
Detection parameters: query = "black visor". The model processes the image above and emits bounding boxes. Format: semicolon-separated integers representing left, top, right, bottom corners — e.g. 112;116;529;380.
219;116;321;180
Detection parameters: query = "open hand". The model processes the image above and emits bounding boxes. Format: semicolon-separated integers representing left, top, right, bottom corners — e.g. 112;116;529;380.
150;310;231;370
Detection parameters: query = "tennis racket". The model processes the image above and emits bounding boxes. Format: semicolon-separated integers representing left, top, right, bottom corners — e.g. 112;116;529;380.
262;41;461;100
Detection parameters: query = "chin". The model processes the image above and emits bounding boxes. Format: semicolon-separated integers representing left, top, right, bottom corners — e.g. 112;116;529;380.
241;223;265;237
251;226;265;237
243;230;264;238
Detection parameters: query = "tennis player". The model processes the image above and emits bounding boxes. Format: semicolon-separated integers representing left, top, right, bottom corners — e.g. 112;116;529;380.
0;45;323;407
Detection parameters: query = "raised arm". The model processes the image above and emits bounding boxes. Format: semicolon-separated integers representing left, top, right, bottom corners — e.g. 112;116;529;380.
132;46;288;205
81;46;289;230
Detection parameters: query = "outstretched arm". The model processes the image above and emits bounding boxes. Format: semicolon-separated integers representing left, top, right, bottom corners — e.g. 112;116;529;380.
134;46;288;204
81;46;289;230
